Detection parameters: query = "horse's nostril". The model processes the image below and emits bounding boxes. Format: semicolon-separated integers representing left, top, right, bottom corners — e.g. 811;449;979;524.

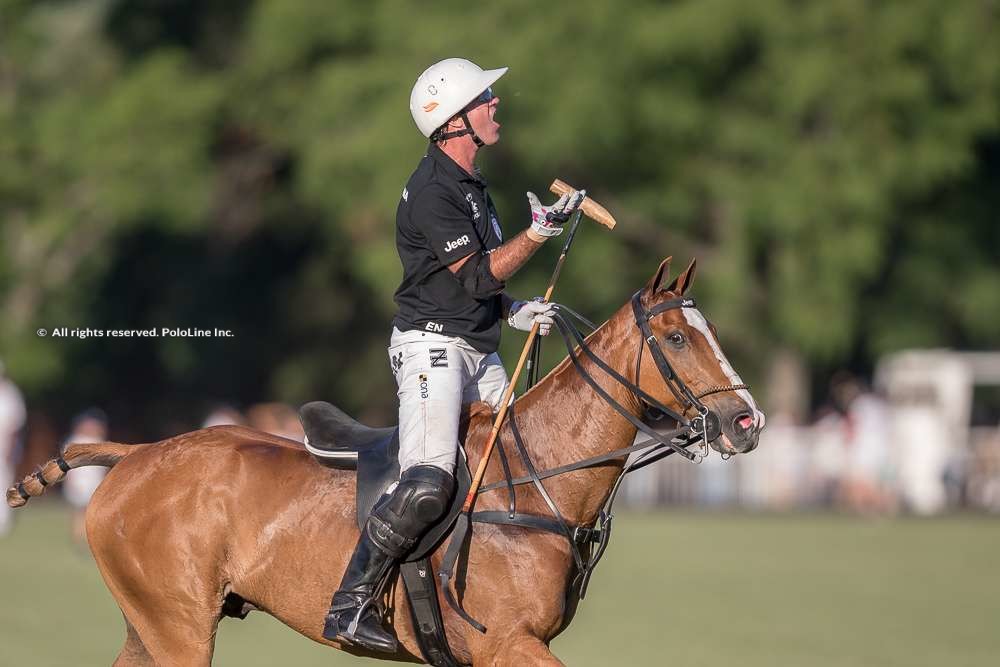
733;413;754;433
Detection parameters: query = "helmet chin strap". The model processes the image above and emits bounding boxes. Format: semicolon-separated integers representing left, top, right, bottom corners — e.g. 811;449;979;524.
435;112;485;147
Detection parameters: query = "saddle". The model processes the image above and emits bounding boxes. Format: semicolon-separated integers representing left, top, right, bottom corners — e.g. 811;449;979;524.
299;401;465;667
299;401;471;560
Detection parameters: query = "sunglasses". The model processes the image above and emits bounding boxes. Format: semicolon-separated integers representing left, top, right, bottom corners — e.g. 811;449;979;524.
465;87;495;111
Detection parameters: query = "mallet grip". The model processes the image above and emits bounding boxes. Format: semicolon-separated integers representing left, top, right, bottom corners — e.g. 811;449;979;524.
549;179;617;229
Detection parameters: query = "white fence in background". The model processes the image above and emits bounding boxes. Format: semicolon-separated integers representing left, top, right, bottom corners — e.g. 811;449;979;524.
619;421;1000;513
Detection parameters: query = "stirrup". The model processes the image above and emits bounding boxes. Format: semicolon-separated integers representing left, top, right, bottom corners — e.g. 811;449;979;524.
344;598;375;638
328;596;385;636
326;600;397;653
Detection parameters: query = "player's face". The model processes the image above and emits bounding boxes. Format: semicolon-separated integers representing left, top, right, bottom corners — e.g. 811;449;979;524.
466;89;501;146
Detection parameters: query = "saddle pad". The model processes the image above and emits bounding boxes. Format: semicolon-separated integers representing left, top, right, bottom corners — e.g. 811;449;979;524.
354;428;401;532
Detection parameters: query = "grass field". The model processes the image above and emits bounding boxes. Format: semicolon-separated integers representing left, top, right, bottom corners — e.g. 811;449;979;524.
1;502;997;666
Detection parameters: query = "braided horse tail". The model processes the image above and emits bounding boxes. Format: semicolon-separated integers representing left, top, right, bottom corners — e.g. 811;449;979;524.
6;442;141;508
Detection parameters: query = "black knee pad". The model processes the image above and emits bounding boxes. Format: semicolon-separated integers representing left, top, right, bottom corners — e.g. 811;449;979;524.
392;465;455;524
370;465;454;549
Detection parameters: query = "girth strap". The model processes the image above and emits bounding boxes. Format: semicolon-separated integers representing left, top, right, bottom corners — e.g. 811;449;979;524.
400;558;460;667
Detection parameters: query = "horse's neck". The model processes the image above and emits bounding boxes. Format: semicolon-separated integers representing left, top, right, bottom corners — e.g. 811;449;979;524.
510;302;644;526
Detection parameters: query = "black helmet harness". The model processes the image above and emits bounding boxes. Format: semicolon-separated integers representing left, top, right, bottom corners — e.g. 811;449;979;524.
430;87;494;147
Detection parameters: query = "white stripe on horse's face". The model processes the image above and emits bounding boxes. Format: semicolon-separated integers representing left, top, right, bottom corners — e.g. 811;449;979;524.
681;308;766;430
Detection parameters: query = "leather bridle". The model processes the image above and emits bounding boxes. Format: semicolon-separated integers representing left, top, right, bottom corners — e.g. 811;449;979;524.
441;291;756;632
630;290;749;441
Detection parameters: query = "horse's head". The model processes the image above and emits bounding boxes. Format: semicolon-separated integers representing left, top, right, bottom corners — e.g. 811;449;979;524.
634;257;765;455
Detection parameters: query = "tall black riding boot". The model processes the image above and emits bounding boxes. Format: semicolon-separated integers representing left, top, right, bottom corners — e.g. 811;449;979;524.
323;465;455;652
322;527;399;652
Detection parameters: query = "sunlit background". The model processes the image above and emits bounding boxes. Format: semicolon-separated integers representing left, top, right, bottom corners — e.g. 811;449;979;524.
1;1;999;665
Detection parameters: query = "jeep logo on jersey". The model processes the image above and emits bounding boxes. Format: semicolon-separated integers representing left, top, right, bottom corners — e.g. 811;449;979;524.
464;193;481;219
444;235;470;253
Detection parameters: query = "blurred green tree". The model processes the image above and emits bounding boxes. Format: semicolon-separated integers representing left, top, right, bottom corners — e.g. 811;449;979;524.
0;0;997;435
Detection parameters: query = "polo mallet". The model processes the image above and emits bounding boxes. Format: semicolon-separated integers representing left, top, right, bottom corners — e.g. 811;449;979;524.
439;181;617;632
524;181;617;388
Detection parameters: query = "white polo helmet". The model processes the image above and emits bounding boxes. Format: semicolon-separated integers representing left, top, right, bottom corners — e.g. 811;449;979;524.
409;58;508;139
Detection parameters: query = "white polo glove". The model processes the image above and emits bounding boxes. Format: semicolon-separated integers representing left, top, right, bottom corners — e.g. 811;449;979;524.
508;298;556;335
527;189;586;238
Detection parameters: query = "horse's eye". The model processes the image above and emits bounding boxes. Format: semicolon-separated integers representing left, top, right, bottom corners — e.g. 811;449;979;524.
667;332;685;346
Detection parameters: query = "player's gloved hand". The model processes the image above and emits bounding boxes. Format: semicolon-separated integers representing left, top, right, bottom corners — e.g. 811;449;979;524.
508;298;556;335
526;189;586;239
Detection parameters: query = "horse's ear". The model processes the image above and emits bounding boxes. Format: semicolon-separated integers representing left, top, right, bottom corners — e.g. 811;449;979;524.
646;256;673;293
666;258;697;295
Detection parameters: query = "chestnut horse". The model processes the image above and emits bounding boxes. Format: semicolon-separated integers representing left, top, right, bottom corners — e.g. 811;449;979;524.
7;257;763;666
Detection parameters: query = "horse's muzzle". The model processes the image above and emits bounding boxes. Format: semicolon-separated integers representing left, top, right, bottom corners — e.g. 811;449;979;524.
706;398;762;455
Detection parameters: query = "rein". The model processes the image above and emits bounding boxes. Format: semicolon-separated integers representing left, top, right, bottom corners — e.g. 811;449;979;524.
440;291;751;630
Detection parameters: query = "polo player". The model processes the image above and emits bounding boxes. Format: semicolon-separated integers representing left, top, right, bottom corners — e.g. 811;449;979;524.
321;58;585;651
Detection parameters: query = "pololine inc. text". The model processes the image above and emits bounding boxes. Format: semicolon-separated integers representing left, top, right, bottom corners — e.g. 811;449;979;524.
46;328;234;339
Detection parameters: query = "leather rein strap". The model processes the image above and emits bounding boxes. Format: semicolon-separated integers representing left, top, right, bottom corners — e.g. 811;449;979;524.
477;297;715;491
440;292;751;631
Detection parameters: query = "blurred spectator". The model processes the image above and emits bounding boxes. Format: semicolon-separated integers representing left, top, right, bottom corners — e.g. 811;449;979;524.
63;408;109;548
967;426;1000;512
741;409;805;510
202;404;245;428
621;418;681;507
806;405;848;507
18;412;59;481
698;451;737;506
621;452;659;508
831;373;898;515
246;402;304;442
0;360;27;537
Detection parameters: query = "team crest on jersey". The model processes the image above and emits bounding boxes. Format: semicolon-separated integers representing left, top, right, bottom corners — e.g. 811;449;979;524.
491;214;502;241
